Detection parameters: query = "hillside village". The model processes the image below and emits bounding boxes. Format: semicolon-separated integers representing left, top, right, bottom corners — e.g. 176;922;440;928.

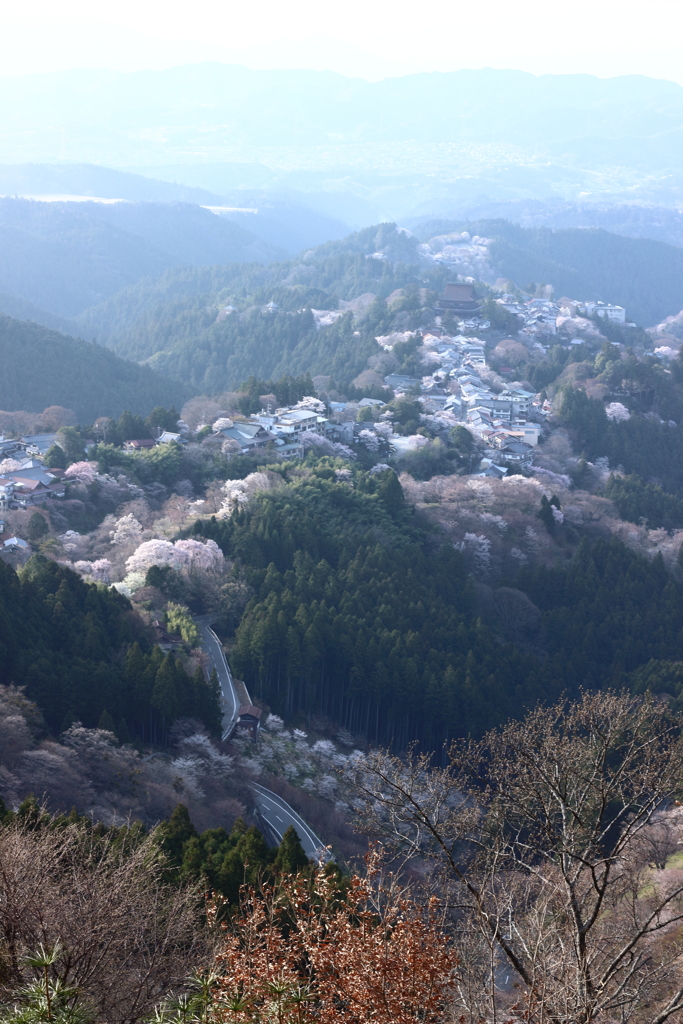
0;273;671;562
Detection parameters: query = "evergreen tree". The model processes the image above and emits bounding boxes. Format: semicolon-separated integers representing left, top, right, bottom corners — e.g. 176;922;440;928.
56;426;86;465
158;804;198;869
190;667;223;737
273;825;309;874
26;512;49;543
151;655;181;727
117;410;150;442
43;444;66;469
117;718;131;744
538;495;556;534
97;709;116;734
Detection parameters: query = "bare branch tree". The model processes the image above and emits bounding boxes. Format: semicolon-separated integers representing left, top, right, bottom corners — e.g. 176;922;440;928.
0;816;208;1023
345;691;683;1024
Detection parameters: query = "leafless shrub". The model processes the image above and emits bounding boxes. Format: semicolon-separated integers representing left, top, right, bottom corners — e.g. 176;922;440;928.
0;816;207;1023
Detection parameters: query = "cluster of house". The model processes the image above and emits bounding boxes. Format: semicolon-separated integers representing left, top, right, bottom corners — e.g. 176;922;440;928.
429;359;540;475
122;430;186;450
0;434;67;510
496;295;628;338
0;518;30;553
375;321;540;465
212;401;353;456
366;285;549;474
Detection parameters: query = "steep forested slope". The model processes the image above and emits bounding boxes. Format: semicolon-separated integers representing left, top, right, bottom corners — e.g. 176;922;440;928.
77;222;427;346
75;225;448;391
0;290;78;334
192;462;683;749
0;556;220;737
74;219;683;402
0;314;187;420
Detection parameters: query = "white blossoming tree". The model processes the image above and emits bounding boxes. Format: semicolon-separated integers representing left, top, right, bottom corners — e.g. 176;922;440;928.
173;538;224;575
299;430;356;460
73;558;113;584
125;539;180;576
358;429;381;452
605;401;630;422
294;396;326;413
64;461;99;484
457;532;492;577
110;513;144;546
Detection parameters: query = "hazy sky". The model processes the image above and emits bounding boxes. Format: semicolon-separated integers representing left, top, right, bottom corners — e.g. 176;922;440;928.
2;0;682;84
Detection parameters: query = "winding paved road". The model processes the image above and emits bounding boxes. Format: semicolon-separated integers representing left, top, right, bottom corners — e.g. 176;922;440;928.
195;615;238;739
194;616;330;862
251;782;330;863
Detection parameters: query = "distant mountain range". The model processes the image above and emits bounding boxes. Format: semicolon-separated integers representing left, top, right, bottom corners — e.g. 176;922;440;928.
410;202;683;251
1;65;683;219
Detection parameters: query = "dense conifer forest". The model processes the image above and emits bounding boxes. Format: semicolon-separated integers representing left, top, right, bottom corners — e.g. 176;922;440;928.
0;556;221;739
0;314;187;420
192;461;683;749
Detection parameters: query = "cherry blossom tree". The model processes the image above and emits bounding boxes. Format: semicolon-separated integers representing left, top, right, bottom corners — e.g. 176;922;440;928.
457;532;492;577
174;538;224;575
294;396;326;413
373;421;393;439
300;431;356;460
73;559;112;584
125;537;223;578
218;480;250;518
109;513;144;546
64;462;99;484
405;435;429;450
125;539;180;576
605;401;631;422
358;429;381;451
217;472;283;518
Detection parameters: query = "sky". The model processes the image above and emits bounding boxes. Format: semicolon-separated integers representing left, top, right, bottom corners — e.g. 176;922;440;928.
1;0;682;84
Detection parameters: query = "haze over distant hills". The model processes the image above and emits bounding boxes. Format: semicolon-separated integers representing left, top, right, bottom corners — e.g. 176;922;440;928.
0;197;284;318
2;65;683;222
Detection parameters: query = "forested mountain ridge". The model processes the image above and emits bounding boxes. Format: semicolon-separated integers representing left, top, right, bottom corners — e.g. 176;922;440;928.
73;224;443;392
0;314;187;420
76;221;426;344
0;198;283;318
0;290;79;335
64;216;683;400
416;200;683;250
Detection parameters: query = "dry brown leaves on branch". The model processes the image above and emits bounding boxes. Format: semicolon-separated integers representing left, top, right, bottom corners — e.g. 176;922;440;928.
210;849;456;1024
